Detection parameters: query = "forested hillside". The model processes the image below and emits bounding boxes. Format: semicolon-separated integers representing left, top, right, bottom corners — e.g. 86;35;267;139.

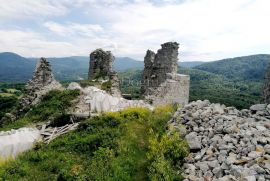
0;53;268;109
195;54;270;81
119;67;262;109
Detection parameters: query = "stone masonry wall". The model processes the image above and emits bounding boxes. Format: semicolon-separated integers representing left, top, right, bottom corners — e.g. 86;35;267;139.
142;42;190;106
88;49;121;97
88;49;114;79
20;58;62;111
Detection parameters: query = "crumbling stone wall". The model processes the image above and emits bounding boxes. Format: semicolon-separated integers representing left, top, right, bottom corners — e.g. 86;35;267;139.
20;58;62;111
88;49;121;97
88;49;114;79
142;42;190;105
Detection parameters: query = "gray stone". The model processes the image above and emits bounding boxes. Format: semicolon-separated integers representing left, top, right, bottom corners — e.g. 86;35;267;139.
208;160;220;168
19;58;62;112
141;42;190;106
257;176;266;181
185;132;201;150
212;167;223;178
250;104;266;112
248;151;263;159
256;125;267;131
194;148;206;161
170;100;270;180
88;49;121;97
251;164;266;174
88;49;114;79
195;161;209;172
243;175;256;181
264;144;270;154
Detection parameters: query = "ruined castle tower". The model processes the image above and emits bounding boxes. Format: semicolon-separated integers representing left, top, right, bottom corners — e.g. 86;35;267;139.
88;49;121;97
88;49;114;79
141;42;190;105
20;58;62;111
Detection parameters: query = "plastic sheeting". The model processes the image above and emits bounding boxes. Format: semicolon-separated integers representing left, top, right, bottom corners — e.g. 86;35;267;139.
0;128;41;159
68;82;153;113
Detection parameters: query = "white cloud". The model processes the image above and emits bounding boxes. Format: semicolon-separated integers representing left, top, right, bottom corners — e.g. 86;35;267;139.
0;30;74;57
0;0;68;20
93;0;270;60
44;21;104;37
0;0;270;61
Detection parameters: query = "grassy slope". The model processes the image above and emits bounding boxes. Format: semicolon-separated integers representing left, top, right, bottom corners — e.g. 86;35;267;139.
0;106;188;180
0;90;80;131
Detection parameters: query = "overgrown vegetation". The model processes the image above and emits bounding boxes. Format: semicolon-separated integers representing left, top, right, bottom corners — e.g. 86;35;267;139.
0;106;189;180
118;67;263;109
0;96;18;121
194;54;270;81
79;79;100;88
0;89;80;131
118;69;143;99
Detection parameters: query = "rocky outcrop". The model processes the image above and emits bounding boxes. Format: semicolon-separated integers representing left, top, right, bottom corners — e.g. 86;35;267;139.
20;58;62;111
67;82;153;114
0;128;41;159
88;49;121;97
169;100;270;180
142;42;189;106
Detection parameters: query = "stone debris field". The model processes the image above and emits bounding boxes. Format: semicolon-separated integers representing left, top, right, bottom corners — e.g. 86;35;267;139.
169;100;270;181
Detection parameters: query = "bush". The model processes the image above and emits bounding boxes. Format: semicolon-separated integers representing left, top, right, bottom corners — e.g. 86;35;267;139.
0;106;189;180
147;131;189;180
0;89;80;130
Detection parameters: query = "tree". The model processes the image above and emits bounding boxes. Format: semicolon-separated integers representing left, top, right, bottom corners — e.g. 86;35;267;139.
263;63;270;103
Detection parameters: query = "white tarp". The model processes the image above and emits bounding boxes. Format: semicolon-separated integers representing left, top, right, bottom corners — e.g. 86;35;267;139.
68;82;153;113
0;128;41;159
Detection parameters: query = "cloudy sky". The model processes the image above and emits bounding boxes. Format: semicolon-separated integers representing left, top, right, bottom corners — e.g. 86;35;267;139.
0;0;270;61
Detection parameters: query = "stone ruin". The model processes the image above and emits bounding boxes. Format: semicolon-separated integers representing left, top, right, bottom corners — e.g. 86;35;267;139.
141;42;190;106
20;58;62;111
88;49;121;97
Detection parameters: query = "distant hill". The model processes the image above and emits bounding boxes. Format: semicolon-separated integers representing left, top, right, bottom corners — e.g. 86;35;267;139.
0;52;205;82
194;54;270;81
179;61;204;68
0;53;145;82
0;52;35;82
118;66;262;109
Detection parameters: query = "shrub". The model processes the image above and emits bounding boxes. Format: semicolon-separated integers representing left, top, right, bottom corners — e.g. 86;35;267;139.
0;106;189;180
101;80;112;92
0;89;80;130
147;130;189;180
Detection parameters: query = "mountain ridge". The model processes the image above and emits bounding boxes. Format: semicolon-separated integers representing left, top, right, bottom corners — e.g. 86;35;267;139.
0;52;205;82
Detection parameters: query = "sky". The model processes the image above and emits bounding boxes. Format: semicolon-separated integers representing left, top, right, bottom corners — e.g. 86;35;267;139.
0;0;270;61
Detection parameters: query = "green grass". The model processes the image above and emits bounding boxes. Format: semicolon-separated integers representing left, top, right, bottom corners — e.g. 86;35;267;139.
0;89;80;131
0;106;189;180
0;93;13;97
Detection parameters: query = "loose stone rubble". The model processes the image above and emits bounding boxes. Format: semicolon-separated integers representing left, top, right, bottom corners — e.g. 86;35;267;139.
20;58;62;111
141;42;190;106
67;82;153;114
88;49;121;97
169;100;270;181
